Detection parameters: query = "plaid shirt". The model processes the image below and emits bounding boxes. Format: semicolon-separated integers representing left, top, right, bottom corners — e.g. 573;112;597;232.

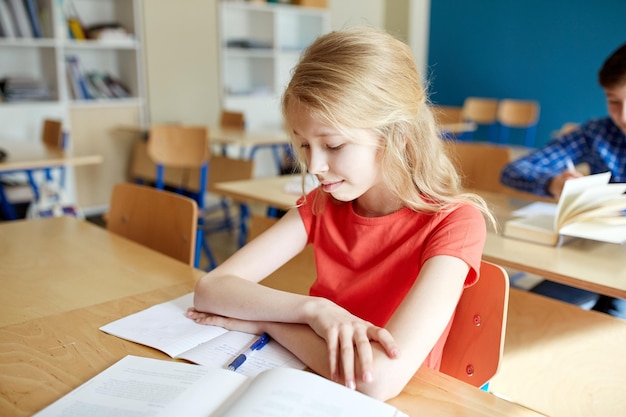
500;117;626;197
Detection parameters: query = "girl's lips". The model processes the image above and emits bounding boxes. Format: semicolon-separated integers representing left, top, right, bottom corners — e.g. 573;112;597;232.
321;180;343;192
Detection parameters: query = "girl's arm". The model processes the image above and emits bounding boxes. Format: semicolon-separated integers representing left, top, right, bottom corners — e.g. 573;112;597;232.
190;252;469;401
192;208;398;378
275;255;469;400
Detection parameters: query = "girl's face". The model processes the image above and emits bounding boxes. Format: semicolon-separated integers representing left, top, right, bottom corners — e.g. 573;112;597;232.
604;83;626;135
287;101;383;204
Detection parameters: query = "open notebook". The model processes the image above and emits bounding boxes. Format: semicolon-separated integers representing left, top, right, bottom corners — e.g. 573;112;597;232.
33;355;408;417
99;293;305;377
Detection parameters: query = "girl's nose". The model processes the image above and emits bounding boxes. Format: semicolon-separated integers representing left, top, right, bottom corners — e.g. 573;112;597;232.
307;148;329;174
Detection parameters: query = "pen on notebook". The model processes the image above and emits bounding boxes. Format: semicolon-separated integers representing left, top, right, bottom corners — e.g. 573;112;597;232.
227;333;271;372
565;157;576;173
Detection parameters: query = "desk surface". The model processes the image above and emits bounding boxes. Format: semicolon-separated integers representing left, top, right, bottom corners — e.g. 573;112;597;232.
0;216;540;417
0;140;103;173
213;175;626;299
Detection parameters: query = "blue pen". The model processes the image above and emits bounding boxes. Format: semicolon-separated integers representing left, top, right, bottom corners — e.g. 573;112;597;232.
227;333;271;372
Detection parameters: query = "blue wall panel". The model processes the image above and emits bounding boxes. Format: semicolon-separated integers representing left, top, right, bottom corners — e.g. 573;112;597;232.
428;0;626;147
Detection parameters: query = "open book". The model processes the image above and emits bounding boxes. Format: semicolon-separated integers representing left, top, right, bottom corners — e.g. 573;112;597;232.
33;355;407;417
99;293;305;377
504;172;626;246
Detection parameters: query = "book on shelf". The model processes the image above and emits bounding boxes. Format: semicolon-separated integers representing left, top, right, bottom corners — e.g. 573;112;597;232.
24;0;43;38
99;293;305;377
503;171;626;246
65;55;91;99
0;0;17;37
64;0;86;39
0;76;51;101
7;0;34;38
33;355;407;417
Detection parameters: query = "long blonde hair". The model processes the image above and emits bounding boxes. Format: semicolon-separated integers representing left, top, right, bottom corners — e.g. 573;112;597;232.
282;26;495;226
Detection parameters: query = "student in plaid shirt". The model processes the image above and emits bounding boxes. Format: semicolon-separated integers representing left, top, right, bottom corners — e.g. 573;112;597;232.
501;41;626;319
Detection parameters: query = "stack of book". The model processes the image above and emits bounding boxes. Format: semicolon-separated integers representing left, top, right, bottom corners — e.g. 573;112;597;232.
0;76;51;101
65;55;131;100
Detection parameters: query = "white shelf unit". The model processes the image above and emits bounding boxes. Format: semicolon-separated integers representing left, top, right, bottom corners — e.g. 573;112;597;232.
218;1;330;129
0;0;146;212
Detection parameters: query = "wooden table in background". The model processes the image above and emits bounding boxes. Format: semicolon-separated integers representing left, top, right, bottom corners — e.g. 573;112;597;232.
0;139;103;220
214;175;626;299
0;140;103;174
0;216;541;417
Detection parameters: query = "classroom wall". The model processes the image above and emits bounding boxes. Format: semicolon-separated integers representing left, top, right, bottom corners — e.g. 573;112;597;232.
427;0;626;147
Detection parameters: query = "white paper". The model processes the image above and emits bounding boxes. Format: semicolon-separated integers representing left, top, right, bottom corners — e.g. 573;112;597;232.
33;355;248;417
99;293;305;377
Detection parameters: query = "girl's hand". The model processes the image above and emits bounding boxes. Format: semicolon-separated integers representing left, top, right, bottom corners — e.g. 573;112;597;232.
186;307;265;335
305;299;399;389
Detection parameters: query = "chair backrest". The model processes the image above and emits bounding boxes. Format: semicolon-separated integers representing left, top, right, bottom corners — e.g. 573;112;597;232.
440;260;510;388
444;140;511;193
207;155;255;191
107;182;198;265
432;105;463;125
497;99;540;147
147;124;209;169
41;119;64;149
220;110;245;130
497;99;539;128
147;124;210;205
462;97;499;124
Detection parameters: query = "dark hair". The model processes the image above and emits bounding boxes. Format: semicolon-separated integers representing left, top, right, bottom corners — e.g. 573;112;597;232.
598;42;626;88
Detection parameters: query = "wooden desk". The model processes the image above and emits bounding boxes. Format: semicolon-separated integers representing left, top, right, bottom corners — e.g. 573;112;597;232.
479;191;626;299
489;288;626;417
0;140;103;220
214;176;626;299
0;216;540;417
0;140;103;173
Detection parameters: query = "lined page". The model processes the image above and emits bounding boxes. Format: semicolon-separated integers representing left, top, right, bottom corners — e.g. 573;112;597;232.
178;331;306;377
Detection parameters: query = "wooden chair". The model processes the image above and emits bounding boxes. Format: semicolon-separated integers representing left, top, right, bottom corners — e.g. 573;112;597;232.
107;182;198;266
147;124;215;269
432;105;463;125
440;260;510;389
496;99;540;148
206;155;255;247
461;97;499;141
444;140;511;193
220;110;245;130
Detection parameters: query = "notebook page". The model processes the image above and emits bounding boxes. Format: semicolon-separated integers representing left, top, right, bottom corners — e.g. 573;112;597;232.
178;331;306;377
100;293;228;357
217;367;408;417
33;355;249;417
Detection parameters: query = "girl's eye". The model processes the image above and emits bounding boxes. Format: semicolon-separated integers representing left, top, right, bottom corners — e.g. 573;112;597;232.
327;144;345;151
300;143;310;149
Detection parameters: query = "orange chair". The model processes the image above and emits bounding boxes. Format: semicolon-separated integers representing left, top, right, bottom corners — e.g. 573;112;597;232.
440;260;510;390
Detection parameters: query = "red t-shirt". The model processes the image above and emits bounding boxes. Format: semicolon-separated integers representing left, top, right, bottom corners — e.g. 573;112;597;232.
298;189;486;369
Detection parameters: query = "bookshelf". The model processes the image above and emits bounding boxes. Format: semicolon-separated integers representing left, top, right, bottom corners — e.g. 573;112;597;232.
218;1;330;129
0;0;146;212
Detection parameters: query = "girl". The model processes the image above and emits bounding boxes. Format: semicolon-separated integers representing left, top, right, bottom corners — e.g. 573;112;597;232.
188;26;494;400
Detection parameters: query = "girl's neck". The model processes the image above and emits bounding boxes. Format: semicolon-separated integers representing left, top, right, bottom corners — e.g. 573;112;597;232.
353;188;404;217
